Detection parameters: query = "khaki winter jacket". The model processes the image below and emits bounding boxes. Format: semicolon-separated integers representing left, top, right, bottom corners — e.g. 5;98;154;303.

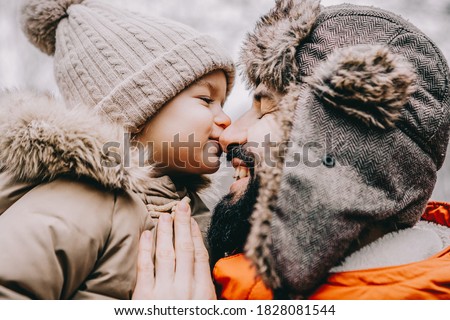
0;173;152;299
0;91;211;299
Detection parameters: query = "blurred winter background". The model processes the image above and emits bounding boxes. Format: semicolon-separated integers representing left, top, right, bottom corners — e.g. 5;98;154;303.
1;0;449;201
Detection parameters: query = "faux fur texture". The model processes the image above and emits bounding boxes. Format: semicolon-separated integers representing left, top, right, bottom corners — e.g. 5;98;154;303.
0;90;153;195
21;0;83;55
244;83;303;289
307;45;417;129
240;0;321;92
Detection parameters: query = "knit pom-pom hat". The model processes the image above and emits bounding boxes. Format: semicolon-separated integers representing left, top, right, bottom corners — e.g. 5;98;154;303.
21;0;235;131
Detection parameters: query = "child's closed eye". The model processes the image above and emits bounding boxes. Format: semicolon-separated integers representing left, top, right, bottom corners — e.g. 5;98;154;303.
198;96;214;105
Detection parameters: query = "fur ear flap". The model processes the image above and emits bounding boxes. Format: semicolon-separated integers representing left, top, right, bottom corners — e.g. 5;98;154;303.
240;0;321;92
307;45;417;129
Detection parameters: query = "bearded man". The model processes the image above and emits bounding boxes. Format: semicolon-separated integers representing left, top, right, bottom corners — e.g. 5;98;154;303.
208;0;450;299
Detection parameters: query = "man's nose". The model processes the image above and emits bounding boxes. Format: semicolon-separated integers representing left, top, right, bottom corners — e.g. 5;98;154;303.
219;122;247;153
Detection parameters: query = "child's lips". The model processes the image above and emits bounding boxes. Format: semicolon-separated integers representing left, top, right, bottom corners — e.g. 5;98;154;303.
207;140;222;157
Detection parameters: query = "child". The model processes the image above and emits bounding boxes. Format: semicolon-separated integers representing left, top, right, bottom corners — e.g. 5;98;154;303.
0;0;234;299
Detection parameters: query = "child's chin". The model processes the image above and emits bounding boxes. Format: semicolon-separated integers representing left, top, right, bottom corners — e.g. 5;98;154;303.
198;161;221;174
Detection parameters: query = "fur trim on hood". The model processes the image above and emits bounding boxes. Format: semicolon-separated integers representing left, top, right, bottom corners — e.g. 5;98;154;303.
0;90;153;194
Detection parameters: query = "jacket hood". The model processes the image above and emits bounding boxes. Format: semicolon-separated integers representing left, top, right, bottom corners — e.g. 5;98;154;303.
0;90;154;194
240;0;450;296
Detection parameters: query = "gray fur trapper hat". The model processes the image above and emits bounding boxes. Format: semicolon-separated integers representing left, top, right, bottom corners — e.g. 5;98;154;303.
21;0;235;132
240;0;450;296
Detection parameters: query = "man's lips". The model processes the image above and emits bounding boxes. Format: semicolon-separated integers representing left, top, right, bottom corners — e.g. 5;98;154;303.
230;176;250;194
226;145;255;192
232;158;247;168
226;144;255;167
231;157;250;181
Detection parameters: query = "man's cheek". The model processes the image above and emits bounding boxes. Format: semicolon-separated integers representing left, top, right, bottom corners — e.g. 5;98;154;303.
264;114;283;142
246;116;282;161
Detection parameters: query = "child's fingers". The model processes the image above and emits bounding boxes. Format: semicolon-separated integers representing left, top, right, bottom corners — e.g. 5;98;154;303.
154;214;175;285
132;230;155;299
174;200;194;297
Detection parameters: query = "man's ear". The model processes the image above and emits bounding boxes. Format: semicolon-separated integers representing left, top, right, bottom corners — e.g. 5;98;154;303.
240;0;321;92
307;44;417;129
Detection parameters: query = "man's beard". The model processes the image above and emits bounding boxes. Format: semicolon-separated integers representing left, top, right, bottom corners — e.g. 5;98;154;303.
207;176;260;266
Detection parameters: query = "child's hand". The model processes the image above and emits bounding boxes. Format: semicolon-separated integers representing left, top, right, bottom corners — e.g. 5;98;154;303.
132;200;216;300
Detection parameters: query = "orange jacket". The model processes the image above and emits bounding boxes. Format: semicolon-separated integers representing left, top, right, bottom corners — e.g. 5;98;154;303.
213;201;450;300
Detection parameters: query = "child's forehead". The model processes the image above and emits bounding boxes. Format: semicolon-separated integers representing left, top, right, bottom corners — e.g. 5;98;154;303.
191;78;226;96
193;79;216;92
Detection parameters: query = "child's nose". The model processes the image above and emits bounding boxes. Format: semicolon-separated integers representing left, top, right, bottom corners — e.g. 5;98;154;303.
214;110;231;130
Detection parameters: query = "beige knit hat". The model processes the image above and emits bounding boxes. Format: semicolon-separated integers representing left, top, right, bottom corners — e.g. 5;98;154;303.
21;0;235;131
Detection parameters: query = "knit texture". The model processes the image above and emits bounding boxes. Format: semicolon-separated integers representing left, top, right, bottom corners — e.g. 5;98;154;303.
21;0;235;131
240;0;450;296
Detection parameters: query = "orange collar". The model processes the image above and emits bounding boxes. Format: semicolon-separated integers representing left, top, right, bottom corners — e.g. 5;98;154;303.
422;201;450;227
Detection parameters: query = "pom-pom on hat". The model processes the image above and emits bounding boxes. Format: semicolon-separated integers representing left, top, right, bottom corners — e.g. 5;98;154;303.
21;0;235;131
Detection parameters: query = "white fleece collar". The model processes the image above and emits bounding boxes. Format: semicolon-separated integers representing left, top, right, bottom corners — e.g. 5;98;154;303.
331;221;450;272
